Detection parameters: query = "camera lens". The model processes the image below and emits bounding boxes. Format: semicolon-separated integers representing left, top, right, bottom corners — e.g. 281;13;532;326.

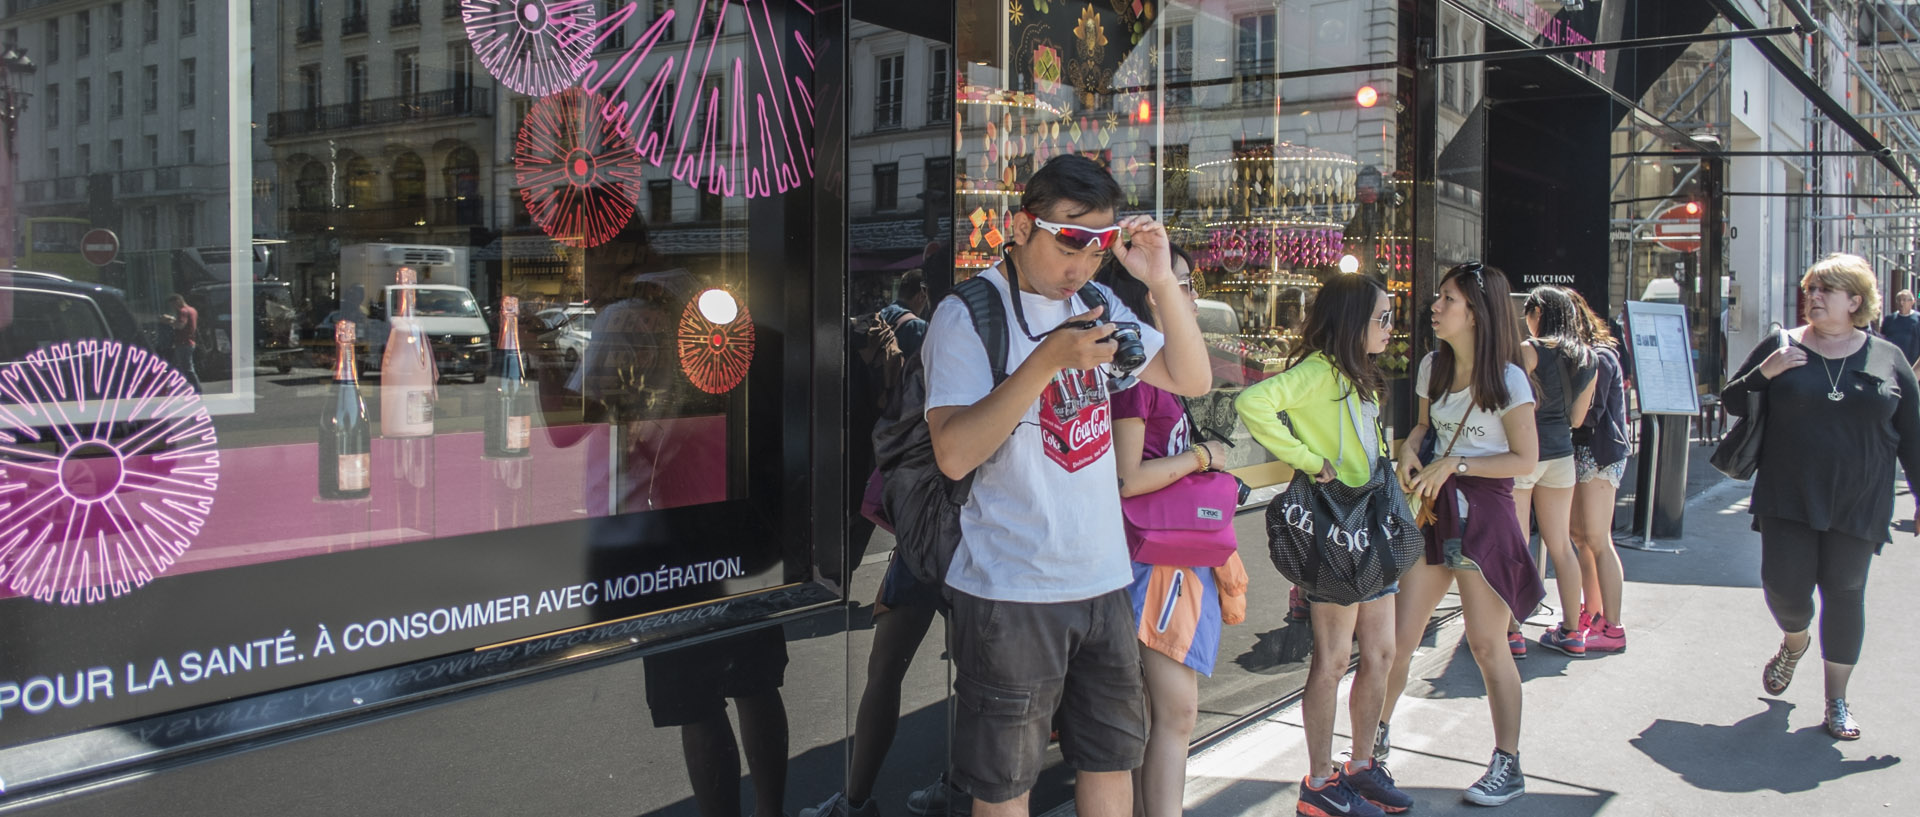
1110;323;1147;372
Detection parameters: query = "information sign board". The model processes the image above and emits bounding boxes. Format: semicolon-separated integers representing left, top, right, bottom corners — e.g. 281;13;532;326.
1623;300;1701;415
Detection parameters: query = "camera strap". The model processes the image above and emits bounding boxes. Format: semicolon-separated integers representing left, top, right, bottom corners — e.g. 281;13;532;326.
1000;251;1106;342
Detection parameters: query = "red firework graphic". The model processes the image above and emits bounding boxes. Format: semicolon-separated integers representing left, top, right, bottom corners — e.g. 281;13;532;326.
463;0;599;97
517;88;647;248
678;290;755;394
0;341;220;605
579;0;818;200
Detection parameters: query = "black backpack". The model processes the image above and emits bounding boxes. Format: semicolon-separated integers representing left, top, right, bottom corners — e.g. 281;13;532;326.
851;307;920;412
870;275;1110;587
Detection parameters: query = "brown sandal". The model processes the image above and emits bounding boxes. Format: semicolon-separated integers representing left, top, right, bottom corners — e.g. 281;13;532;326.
1762;639;1806;696
1825;699;1861;740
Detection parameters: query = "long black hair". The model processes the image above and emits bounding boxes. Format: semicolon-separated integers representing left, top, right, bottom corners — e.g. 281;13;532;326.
1428;262;1526;413
1097;243;1195;330
1288;273;1389;404
1523;285;1595;368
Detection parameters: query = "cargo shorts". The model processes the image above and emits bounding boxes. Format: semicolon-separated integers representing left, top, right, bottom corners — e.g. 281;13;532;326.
948;588;1148;804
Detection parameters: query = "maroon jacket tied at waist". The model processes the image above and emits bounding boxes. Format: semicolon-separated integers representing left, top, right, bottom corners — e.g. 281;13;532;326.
1422;474;1545;623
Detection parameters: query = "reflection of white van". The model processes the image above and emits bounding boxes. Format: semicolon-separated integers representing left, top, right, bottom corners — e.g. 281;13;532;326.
1641;277;1732;304
385;284;493;383
1195;298;1240;335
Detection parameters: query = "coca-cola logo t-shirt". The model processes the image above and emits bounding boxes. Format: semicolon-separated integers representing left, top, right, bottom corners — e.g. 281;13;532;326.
921;267;1166;603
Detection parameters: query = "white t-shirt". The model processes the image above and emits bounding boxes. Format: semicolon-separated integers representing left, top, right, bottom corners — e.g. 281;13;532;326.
1416;353;1535;459
921;266;1167;603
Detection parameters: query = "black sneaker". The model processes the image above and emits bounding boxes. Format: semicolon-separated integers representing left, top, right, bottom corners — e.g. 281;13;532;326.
1344;759;1413;813
1372;722;1391;761
1297;773;1385;817
1463;749;1525;806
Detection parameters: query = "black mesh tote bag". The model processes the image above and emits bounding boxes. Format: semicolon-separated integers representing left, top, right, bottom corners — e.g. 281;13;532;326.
1265;395;1423;606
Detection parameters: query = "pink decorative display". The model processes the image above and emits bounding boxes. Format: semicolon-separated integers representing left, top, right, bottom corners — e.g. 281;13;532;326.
463;0;600;97
678;290;755;394
0;341;220;605
579;0;818;200
517;87;649;247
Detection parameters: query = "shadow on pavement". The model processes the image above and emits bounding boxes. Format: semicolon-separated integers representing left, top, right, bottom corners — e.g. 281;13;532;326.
1231;620;1314;675
1630;698;1903;793
1187;779;1614;817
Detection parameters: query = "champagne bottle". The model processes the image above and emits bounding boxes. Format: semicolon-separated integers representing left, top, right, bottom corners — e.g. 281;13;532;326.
484;295;534;459
380;266;438;438
319;320;372;500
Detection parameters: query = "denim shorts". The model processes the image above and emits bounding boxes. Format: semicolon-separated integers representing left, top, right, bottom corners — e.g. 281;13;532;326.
1573;445;1625;488
1305;581;1401;606
1437;537;1483;572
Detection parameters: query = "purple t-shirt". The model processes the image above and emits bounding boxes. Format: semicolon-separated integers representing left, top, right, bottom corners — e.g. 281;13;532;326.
1111;383;1190;460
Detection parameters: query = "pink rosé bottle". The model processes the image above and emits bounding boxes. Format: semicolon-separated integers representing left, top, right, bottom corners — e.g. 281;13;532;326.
380;266;438;438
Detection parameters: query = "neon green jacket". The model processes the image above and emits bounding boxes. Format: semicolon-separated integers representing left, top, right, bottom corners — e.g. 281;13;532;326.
1234;352;1380;488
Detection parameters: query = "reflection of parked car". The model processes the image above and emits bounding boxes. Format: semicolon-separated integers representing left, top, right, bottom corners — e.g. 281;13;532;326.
0;270;149;362
534;305;594;365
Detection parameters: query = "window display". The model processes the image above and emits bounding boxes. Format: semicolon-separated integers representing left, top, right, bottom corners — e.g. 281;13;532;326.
0;0;823;754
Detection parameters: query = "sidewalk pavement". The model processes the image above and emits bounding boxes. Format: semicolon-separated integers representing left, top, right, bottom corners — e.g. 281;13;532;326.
1175;476;1917;817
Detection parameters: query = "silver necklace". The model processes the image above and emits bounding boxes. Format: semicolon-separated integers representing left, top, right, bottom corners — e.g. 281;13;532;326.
1817;349;1847;402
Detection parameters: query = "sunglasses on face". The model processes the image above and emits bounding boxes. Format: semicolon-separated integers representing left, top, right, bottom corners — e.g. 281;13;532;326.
1454;261;1487;290
1024;209;1123;251
1373;309;1394;329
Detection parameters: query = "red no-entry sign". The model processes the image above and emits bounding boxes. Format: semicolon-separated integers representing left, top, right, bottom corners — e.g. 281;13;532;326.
81;229;121;267
1651;204;1701;254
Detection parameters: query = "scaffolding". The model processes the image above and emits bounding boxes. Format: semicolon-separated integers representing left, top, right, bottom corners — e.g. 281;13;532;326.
1813;1;1920;281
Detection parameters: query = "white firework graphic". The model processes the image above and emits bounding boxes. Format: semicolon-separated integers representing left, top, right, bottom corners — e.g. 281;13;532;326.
579;0;819;200
464;0;600;97
0;341;220;605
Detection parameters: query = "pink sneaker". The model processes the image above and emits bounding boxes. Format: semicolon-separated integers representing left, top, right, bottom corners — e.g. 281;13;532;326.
1577;605;1593;633
1586;618;1626;653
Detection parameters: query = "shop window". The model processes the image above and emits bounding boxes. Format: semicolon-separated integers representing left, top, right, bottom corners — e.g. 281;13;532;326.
141;64;157;112
443;145;480;200
650;179;674;224
77;11;89;57
873;163;898;212
875;53;904;130
76;78;89;124
296;160;328;210
1236;13;1275;102
180;58;196;108
393;152;426;205
345;157;377;209
928;47;952;123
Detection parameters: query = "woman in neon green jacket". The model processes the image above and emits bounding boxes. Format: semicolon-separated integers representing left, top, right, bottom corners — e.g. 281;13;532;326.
1235;273;1411;817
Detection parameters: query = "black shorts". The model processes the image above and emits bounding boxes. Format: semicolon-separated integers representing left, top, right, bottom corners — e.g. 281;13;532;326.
947;589;1147;804
643;625;789;728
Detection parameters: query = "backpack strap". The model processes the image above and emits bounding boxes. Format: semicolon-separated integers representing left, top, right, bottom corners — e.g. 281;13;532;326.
1076;281;1110;317
951;276;1011;386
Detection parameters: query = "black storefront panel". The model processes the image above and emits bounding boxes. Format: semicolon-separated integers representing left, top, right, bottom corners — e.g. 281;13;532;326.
0;0;836;801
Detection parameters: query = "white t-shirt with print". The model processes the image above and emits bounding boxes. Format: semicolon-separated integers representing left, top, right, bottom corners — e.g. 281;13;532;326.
1416;353;1535;459
921;265;1167;603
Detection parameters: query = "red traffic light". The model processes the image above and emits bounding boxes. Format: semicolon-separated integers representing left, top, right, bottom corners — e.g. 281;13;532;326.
1356;86;1380;108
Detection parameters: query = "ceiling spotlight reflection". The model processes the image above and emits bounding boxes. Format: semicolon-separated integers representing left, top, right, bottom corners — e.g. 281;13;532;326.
698;289;740;325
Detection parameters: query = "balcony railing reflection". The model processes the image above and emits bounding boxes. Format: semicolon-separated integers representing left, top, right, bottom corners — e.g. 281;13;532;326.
296;22;321;44
444;0;463;19
392;3;422;27
287;196;486;232
267;88;492;137
343;12;370;37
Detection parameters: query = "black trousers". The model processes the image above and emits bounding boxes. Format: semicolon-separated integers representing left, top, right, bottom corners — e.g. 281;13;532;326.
1757;516;1878;665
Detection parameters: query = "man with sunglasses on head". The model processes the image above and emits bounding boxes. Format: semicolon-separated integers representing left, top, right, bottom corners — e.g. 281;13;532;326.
920;155;1212;817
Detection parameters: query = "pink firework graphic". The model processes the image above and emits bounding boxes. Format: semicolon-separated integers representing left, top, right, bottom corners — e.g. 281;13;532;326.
580;0;818;200
678;290;754;394
0;341;219;605
517;87;648;248
463;0;599;96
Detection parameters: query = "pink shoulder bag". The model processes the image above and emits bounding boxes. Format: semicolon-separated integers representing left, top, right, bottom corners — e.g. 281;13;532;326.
1122;470;1241;567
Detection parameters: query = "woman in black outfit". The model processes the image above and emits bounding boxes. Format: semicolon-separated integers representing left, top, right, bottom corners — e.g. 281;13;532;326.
1723;253;1920;740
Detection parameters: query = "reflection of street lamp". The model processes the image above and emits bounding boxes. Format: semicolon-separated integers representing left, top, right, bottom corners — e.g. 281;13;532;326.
1;46;39;267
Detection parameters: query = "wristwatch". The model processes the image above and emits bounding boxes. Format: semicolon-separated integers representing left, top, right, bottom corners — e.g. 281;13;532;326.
1455;459;1470;475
